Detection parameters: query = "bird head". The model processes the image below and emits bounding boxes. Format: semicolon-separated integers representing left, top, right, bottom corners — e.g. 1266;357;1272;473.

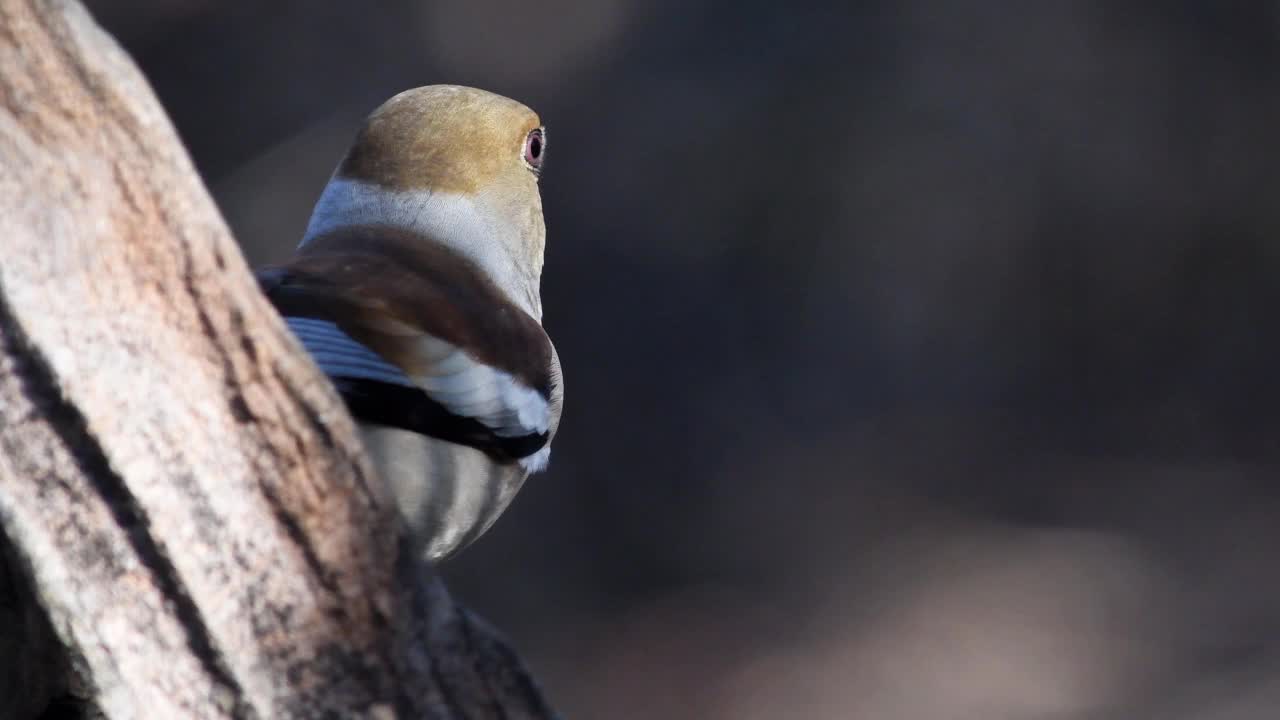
301;85;549;319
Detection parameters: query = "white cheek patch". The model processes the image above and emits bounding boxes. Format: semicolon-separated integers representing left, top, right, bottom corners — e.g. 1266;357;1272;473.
413;336;551;439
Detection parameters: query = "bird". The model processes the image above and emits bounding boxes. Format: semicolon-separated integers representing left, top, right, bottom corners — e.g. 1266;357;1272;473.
257;85;563;562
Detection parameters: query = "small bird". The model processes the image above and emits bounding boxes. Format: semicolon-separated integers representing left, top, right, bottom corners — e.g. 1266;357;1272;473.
258;85;563;561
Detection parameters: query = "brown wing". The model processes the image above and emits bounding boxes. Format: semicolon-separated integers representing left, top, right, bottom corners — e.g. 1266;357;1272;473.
255;226;556;460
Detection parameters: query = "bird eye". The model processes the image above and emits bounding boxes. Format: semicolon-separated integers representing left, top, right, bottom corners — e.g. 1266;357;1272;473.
523;128;545;173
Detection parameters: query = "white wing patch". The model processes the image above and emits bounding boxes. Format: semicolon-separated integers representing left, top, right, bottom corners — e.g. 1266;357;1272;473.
519;446;551;473
286;317;550;441
413;335;550;438
286;317;414;387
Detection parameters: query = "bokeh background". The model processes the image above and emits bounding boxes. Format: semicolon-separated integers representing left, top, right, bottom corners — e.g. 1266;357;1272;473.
88;2;1280;717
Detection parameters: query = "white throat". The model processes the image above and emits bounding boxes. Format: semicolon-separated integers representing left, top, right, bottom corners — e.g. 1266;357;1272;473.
301;177;542;319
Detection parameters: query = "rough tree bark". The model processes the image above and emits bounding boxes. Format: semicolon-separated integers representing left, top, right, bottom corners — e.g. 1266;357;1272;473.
0;1;557;718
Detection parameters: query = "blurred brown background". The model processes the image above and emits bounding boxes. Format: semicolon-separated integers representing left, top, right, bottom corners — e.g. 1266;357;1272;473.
87;1;1280;717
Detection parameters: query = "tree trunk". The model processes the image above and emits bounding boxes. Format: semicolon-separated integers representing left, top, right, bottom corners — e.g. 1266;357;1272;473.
0;1;556;717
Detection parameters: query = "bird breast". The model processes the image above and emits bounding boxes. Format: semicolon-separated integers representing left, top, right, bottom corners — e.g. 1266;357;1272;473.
360;422;528;561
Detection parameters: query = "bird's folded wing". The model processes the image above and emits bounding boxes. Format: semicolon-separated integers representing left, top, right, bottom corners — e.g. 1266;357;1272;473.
256;232;555;465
